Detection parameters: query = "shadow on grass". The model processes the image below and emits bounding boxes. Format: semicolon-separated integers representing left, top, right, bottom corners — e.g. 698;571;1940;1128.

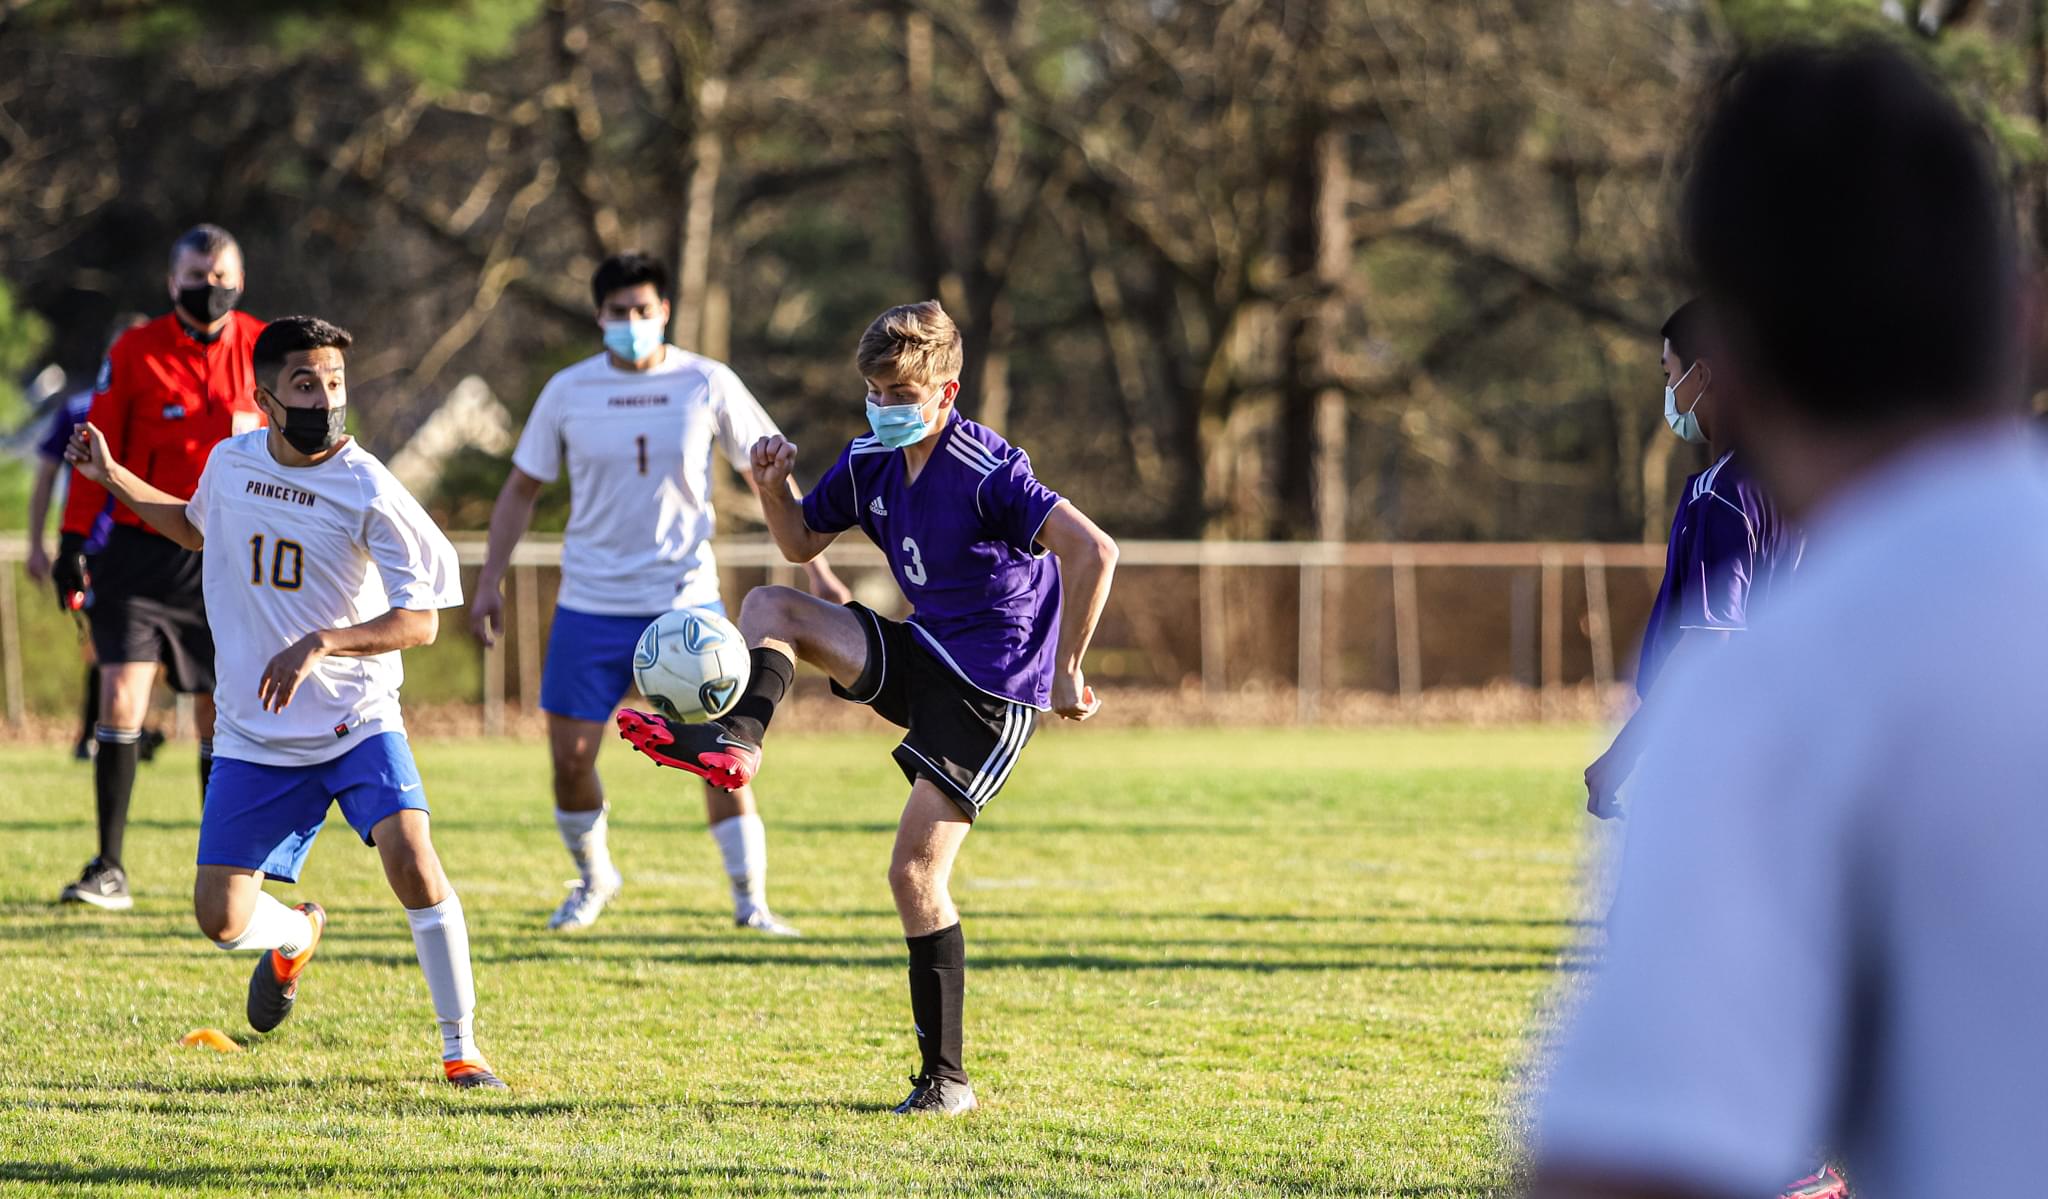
0;1159;849;1194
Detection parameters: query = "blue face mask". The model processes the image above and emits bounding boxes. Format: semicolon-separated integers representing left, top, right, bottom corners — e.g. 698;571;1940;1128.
865;390;940;449
603;318;665;365
1663;361;1707;445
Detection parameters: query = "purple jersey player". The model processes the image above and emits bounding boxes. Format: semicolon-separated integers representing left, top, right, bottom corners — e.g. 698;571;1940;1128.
618;301;1119;1118
1587;300;1802;821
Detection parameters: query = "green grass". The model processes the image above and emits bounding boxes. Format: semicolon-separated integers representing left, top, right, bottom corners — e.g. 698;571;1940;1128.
0;727;1596;1197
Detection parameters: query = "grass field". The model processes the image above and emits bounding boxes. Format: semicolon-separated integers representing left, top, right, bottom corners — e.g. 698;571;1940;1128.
0;726;1597;1197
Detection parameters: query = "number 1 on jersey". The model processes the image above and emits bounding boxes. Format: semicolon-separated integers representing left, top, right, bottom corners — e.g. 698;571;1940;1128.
636;434;648;476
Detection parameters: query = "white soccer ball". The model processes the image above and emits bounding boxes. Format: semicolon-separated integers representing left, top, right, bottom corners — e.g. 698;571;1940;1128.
632;607;751;723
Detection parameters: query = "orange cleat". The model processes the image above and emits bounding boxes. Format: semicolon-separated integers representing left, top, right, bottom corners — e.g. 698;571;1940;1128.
443;1059;509;1090
246;901;326;1034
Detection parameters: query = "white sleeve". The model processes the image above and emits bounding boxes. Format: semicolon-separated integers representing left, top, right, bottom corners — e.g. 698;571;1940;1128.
711;365;779;471
184;441;225;531
362;471;464;611
1534;648;1861;1194
509;375;567;483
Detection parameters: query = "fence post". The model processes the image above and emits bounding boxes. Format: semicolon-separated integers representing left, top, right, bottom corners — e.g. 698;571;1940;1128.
482;638;505;737
1583;548;1613;694
1540;548;1564;719
1199;554;1226;695
514;563;540;710
1297;557;1323;723
1391;551;1421;704
0;565;21;730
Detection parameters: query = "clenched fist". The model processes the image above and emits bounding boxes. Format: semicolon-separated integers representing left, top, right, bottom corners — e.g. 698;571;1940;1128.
750;435;799;492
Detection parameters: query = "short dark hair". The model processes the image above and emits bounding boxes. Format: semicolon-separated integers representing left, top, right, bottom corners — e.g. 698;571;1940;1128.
252;316;353;385
590;252;671;309
169;223;240;273
1660;299;1711;369
1681;40;2015;423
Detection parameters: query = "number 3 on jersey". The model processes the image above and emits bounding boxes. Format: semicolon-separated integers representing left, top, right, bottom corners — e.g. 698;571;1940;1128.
900;537;927;586
248;534;304;590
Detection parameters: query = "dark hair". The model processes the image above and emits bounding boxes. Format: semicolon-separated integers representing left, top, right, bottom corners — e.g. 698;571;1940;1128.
252;316;353;384
1660;299;1711;369
1682;40;2015;422
590;252;671;309
168;223;240;273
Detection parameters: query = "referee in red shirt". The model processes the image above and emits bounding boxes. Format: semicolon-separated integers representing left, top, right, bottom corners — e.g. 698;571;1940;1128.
52;224;266;909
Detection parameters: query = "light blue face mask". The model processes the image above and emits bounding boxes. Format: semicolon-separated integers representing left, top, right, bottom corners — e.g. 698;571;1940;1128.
1663;362;1707;445
865;390;940;449
603;318;665;365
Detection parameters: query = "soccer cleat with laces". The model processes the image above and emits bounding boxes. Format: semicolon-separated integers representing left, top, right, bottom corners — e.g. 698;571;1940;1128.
547;869;624;931
1779;1166;1849;1199
246;901;326;1033
736;907;801;938
443;1059;510;1090
58;857;133;910
615;708;761;790
891;1075;977;1117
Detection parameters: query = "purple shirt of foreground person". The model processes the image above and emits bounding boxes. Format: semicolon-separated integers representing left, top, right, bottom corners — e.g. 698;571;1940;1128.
802;414;1064;709
1635;452;1795;695
37;391;115;555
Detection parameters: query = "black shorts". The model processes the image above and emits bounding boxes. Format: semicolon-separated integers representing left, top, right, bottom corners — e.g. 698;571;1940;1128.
86;525;215;694
832;603;1040;821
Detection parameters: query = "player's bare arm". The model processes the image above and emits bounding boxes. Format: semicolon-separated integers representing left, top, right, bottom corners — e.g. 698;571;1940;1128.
257;607;439;714
749;434;838;563
1035;500;1118;721
471;466;544;647
64;421;203;550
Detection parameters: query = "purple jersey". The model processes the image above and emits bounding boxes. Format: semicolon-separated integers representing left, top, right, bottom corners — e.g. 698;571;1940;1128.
1636;452;1798;695
36;388;114;554
803;416;1064;708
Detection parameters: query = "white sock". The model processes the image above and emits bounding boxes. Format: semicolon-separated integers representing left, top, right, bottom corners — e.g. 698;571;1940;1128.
405;893;479;1063
213;890;312;955
711;813;769;917
555;805;615;884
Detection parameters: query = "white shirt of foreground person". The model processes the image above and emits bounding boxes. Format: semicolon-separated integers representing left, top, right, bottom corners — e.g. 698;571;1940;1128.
1534;424;2048;1199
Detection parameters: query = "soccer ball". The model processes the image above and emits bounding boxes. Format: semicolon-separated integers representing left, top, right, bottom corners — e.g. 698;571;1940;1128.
632;607;750;722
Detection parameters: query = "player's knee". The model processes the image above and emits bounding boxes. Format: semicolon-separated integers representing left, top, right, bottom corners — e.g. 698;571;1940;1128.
887;855;938;902
194;900;243;944
739;585;805;636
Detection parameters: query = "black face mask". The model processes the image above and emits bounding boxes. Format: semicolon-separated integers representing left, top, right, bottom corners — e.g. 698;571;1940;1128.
269;396;347;455
176;283;241;325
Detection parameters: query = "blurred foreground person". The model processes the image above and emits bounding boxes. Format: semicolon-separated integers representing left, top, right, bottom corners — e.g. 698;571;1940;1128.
1531;40;2033;1199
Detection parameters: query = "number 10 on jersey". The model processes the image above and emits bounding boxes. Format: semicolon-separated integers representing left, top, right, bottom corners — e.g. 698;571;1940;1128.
249;534;305;590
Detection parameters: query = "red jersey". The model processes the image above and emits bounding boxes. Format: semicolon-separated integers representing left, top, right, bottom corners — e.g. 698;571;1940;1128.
62;310;268;538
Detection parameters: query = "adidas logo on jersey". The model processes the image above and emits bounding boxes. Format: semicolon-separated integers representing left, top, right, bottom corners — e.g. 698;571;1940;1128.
869;497;889;517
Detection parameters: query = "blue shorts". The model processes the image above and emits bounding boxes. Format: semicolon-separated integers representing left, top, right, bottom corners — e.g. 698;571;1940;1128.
540;601;725;724
196;733;429;884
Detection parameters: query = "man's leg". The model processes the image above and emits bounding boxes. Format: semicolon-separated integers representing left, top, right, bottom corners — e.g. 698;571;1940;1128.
75;658;99;760
706;782;796;934
545;713;623;930
888;780;977;1114
60;660;159;906
372;809;501;1087
197;862;327;1034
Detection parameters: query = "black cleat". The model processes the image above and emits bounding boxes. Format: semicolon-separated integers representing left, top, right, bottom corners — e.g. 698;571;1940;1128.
137;727;166;763
615;709;761;790
58;858;132;910
246;902;326;1033
891;1074;977;1116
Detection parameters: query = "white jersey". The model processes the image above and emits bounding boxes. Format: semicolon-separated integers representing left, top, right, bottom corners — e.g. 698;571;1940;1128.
185;431;462;767
511;348;778;615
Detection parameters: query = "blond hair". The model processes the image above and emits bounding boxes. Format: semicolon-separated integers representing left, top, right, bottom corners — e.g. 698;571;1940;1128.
855;301;964;386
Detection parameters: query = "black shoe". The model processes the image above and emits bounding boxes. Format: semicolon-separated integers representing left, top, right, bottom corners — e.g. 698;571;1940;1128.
137;727;166;764
891;1074;977;1116
615;709;761;790
58;858;133;910
246;902;326;1033
71;738;94;762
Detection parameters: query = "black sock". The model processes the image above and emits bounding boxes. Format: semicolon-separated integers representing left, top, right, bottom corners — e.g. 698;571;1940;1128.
78;669;99;748
198;737;213;807
906;922;967;1084
93;725;140;869
722;647;794;747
